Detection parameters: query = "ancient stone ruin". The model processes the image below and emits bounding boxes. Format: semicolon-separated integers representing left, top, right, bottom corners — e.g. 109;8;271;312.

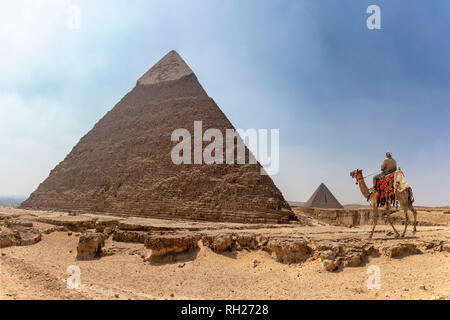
2;207;449;273
76;232;107;260
21;50;293;223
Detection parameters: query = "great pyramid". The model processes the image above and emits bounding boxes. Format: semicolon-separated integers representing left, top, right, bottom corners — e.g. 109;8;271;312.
304;183;343;209
21;50;294;223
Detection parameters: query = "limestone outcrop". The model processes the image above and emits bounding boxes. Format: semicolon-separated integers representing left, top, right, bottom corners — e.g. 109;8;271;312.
76;232;108;260
381;243;420;258
202;234;234;252
112;230;148;243
2;207;447;272
263;238;311;263
202;233;261;252
144;233;201;262
0;218;42;248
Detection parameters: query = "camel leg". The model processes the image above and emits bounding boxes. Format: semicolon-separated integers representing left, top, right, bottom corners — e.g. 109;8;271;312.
409;204;418;233
369;203;379;239
401;207;409;237
385;207;400;238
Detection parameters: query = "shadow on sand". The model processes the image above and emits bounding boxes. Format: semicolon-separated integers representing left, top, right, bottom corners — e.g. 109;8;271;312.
148;247;200;266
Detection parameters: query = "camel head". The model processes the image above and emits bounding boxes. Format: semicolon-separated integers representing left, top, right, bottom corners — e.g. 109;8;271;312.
350;169;363;179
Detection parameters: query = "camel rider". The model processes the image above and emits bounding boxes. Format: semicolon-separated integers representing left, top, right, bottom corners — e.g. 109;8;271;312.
373;152;397;189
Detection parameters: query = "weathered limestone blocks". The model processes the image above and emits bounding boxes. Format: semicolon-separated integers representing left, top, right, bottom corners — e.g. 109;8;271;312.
144;233;201;262
0;217;42;248
263;238;311;263
0;229;17;247
4;220;33;228
37;215;96;231
296;207;447;227
315;241;343;272
201;233;260;252
16;231;42;246
342;248;367;268
234;234;259;250
312;240;448;272
76;232;108;260
95;219;119;234
202;234;234;252
33;223;65;235
381;243;420;258
3;206;446;274
314;241;380;272
441;243;450;253
118;219;175;232
0;228;41;248
112;230;148;243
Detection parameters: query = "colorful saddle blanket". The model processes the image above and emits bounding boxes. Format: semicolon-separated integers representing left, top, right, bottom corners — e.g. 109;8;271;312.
371;172;397;207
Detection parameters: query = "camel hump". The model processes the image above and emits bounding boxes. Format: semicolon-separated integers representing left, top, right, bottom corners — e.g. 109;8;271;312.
394;169;410;193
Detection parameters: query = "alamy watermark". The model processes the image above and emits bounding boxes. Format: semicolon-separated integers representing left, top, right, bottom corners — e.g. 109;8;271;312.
366;265;381;290
366;5;381;30
66;4;81;30
171;121;280;175
66;265;81;290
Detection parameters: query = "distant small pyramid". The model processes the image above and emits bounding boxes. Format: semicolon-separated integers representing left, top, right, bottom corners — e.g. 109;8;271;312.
304;183;343;209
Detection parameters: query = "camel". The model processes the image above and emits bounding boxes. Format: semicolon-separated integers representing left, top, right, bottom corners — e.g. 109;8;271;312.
350;169;417;239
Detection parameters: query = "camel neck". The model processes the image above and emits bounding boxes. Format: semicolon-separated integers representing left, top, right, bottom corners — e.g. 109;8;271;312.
357;174;370;198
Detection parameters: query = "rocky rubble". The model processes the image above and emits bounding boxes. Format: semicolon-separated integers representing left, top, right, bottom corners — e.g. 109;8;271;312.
90;228;450;272
312;239;450;272
76;232;108;260
202;234;234;252
112;230;148;243
95;219;119;233
0;229;41;248
201;233;269;252
0;218;42;248
314;241;371;271
1;207;448;273
36;215;96;231
144;233;201;262
295;207;448;227
263;238;311;263
381;243;420;258
0;228;18;247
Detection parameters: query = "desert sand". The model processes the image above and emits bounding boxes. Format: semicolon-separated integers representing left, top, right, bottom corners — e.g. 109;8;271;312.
1;206;449;300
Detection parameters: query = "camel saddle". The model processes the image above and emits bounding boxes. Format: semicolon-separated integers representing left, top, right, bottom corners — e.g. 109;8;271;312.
372;172;397;207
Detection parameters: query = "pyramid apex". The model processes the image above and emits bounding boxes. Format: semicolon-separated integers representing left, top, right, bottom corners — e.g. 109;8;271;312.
137;50;193;86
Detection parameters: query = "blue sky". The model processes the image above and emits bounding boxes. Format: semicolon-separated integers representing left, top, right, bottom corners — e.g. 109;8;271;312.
1;0;449;205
